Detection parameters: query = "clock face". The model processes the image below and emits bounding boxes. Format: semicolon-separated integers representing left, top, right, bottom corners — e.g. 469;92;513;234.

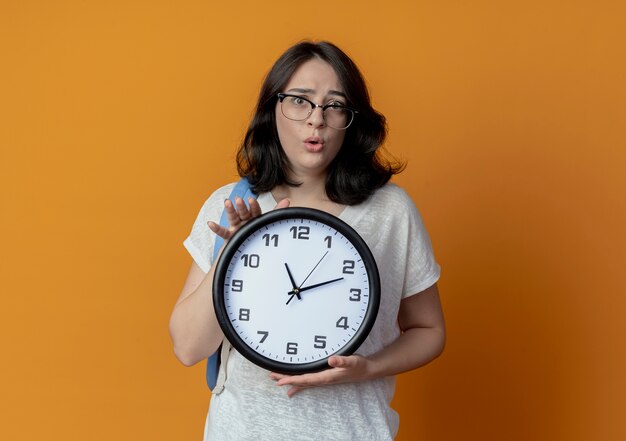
213;207;380;374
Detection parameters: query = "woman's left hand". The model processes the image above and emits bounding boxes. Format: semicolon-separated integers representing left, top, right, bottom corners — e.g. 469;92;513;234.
269;354;374;398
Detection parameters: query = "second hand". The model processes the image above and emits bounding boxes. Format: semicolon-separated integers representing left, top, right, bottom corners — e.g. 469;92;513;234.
285;250;329;305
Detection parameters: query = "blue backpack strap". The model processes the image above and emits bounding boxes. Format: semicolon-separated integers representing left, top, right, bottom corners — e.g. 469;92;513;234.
206;177;256;390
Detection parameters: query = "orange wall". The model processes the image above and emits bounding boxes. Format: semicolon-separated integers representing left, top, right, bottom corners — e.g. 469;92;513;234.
1;1;625;440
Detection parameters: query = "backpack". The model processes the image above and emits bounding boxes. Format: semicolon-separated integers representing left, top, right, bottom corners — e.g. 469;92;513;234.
207;178;256;391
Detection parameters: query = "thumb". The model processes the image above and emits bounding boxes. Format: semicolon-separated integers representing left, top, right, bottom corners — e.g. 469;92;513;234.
274;198;290;210
328;356;349;368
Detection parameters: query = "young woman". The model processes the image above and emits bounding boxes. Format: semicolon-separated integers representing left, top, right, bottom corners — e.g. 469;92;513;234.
169;41;445;441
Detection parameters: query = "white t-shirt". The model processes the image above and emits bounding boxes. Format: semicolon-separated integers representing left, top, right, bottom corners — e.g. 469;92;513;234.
184;182;440;441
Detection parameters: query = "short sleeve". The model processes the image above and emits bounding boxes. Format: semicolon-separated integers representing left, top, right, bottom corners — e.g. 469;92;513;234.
402;200;441;298
182;183;236;273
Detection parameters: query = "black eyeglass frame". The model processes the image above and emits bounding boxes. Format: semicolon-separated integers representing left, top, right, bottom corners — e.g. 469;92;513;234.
277;93;358;130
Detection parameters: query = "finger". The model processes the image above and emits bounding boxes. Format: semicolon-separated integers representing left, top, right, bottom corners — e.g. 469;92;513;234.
224;199;240;226
269;373;289;382
287;386;303;398
248;197;262;218
328;355;351;368
274;198;290;210
276;371;332;387
234;197;251;221
208;221;232;240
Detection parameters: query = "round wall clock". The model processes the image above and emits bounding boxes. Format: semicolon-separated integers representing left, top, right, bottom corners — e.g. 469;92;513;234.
213;207;380;374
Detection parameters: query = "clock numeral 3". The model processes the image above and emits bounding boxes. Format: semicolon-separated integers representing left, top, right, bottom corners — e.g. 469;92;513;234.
231;279;243;292
257;331;269;343
286;342;298;355
313;335;327;349
342;260;355;274
262;233;279;247
290;226;310;240
336;316;349;330
349;288;361;301
241;254;260;268
239;308;250;321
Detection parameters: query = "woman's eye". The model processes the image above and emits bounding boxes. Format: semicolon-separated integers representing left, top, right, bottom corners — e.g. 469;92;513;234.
289;97;306;106
326;102;346;112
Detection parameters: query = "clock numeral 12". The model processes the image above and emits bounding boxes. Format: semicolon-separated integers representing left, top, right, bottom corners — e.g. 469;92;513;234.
290;226;310;240
286;342;298;355
241;254;260;268
262;233;278;247
336;316;349;330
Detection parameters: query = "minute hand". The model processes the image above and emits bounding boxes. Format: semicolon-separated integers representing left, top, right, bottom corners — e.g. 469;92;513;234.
292;277;344;294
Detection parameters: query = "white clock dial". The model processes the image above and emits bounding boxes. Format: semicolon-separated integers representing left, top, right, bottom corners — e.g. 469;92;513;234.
214;208;380;374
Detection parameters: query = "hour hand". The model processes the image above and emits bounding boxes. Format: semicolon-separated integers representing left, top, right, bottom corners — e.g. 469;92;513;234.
284;263;300;299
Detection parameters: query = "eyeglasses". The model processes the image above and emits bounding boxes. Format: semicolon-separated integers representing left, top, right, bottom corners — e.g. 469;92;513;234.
277;93;358;130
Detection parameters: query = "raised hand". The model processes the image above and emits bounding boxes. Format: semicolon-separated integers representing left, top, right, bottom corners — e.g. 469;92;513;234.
208;197;290;240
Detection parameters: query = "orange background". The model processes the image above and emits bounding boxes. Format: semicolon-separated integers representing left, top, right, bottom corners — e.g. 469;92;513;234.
1;1;625;440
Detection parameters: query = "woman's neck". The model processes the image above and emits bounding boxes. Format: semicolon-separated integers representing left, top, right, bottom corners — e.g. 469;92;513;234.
271;177;345;217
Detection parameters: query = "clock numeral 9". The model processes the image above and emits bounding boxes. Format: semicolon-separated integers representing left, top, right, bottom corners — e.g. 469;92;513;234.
313;335;327;349
286;342;298;355
336;316;349;330
290;226;310;240
342;260;355;274
241;254;260;268
257;331;268;343
230;279;243;292
262;233;279;247
349;288;361;301
239;308;250;321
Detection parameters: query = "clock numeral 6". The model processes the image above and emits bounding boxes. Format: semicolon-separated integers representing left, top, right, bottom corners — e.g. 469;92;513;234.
349;288;361;301
290;225;310;240
342;260;355;274
336;316;349;330
286;342;298;355
257;331;269;343
241;253;260;268
239;308;250;321
313;335;327;349
231;279;243;292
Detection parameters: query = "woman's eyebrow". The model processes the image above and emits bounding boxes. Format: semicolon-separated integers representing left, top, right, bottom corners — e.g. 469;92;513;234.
286;88;347;99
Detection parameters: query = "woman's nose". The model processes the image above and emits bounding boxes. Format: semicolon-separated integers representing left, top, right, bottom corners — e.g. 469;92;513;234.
307;106;325;128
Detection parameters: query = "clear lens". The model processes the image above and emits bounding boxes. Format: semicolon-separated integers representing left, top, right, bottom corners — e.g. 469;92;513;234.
281;96;311;121
323;105;350;130
279;95;355;129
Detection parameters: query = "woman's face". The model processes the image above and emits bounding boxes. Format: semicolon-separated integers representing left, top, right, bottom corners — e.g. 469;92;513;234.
275;58;347;181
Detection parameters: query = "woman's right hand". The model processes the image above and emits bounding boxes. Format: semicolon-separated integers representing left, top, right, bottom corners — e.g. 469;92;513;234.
208;197;290;240
170;195;289;366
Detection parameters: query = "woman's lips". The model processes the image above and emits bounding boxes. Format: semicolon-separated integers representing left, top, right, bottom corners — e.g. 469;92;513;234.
304;137;324;152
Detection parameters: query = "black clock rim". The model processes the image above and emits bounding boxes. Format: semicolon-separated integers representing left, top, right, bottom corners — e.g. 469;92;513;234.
212;207;381;375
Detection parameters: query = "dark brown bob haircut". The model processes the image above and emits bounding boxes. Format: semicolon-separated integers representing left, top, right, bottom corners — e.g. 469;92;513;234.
236;40;404;205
